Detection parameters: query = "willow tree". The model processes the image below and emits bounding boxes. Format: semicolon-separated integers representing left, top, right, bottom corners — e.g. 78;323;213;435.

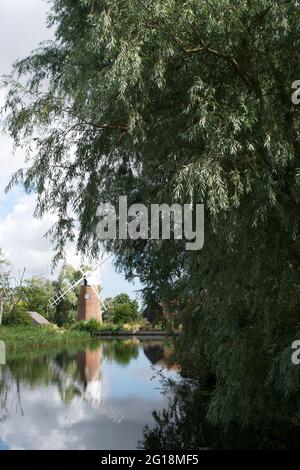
3;0;300;429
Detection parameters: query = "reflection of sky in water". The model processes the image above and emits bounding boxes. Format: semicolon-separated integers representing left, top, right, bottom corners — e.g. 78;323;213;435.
102;354;169;399
0;340;178;450
0;439;9;450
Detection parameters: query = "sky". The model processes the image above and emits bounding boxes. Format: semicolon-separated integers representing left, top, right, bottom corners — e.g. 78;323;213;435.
0;0;142;302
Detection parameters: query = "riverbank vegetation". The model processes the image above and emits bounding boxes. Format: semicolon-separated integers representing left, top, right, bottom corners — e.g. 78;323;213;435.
0;325;91;353
0;250;145;329
69;317;163;336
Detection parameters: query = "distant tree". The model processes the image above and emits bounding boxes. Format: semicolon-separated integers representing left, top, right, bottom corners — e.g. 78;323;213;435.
0;252;27;325
50;264;83;326
0;250;10;325
23;277;54;317
0;256;9;325
2;304;32;326
105;293;140;324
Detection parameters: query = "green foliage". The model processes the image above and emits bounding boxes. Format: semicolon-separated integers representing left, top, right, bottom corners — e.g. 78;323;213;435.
111;303;137;325
0;250;12;324
105;293;140;324
70;318;122;335
3;0;300;437
23;277;54;318
123;317;155;331
141;378;300;450
102;339;139;366
0;325;90;352
50;263;84;326
2;305;32;326
70;318;103;335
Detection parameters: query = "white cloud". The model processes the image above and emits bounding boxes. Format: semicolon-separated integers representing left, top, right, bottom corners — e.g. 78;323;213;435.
0;193;57;277
0;0;52;198
0;191;141;300
0;0;52;76
0;192;110;277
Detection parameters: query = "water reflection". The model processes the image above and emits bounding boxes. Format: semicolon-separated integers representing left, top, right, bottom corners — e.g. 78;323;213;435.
140;377;300;450
78;348;102;404
143;341;180;372
0;339;177;450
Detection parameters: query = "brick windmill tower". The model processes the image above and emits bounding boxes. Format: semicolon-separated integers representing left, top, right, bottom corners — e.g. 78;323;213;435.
77;271;103;322
49;259;109;323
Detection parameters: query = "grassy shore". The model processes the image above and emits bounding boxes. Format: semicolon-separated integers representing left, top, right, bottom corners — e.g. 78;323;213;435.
0;325;91;353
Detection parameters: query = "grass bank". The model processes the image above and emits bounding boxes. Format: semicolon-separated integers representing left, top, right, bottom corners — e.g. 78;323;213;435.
0;325;91;353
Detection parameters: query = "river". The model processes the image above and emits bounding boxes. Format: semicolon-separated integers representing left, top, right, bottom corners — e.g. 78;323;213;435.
0;338;178;450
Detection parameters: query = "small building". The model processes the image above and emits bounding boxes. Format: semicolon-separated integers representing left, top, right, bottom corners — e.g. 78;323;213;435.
28;311;51;326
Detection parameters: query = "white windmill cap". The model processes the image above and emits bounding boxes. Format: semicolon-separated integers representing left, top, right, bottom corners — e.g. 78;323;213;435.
84;270;100;286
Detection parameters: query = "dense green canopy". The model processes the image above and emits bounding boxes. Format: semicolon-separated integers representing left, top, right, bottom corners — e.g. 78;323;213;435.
105;293;140;324
3;0;300;433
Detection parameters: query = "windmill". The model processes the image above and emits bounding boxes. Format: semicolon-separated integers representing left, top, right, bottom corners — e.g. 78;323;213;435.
48;255;111;323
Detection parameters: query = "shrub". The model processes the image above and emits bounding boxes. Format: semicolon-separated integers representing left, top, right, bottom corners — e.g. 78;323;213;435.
2;305;32;326
70;320;121;335
122;319;157;332
70;319;102;336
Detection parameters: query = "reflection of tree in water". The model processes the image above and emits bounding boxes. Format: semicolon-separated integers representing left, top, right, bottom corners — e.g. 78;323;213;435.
51;354;84;403
0;346;101;418
102;339;139;366
0;366;10;422
143;341;179;372
140;375;300;450
0;339;141;423
143;342;164;365
0;361;38;422
140;322;300;449
140;378;215;450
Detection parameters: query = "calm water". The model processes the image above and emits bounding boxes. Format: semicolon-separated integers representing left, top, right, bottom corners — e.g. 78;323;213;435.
0;339;178;450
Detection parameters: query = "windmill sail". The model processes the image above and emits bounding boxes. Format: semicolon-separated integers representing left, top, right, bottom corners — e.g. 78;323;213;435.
48;254;111;311
78;267;107;311
48;276;84;308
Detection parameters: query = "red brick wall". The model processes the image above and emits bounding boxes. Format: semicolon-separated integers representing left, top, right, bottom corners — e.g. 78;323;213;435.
77;285;102;322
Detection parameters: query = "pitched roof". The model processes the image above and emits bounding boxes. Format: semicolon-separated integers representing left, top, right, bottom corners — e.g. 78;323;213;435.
28;311;50;325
